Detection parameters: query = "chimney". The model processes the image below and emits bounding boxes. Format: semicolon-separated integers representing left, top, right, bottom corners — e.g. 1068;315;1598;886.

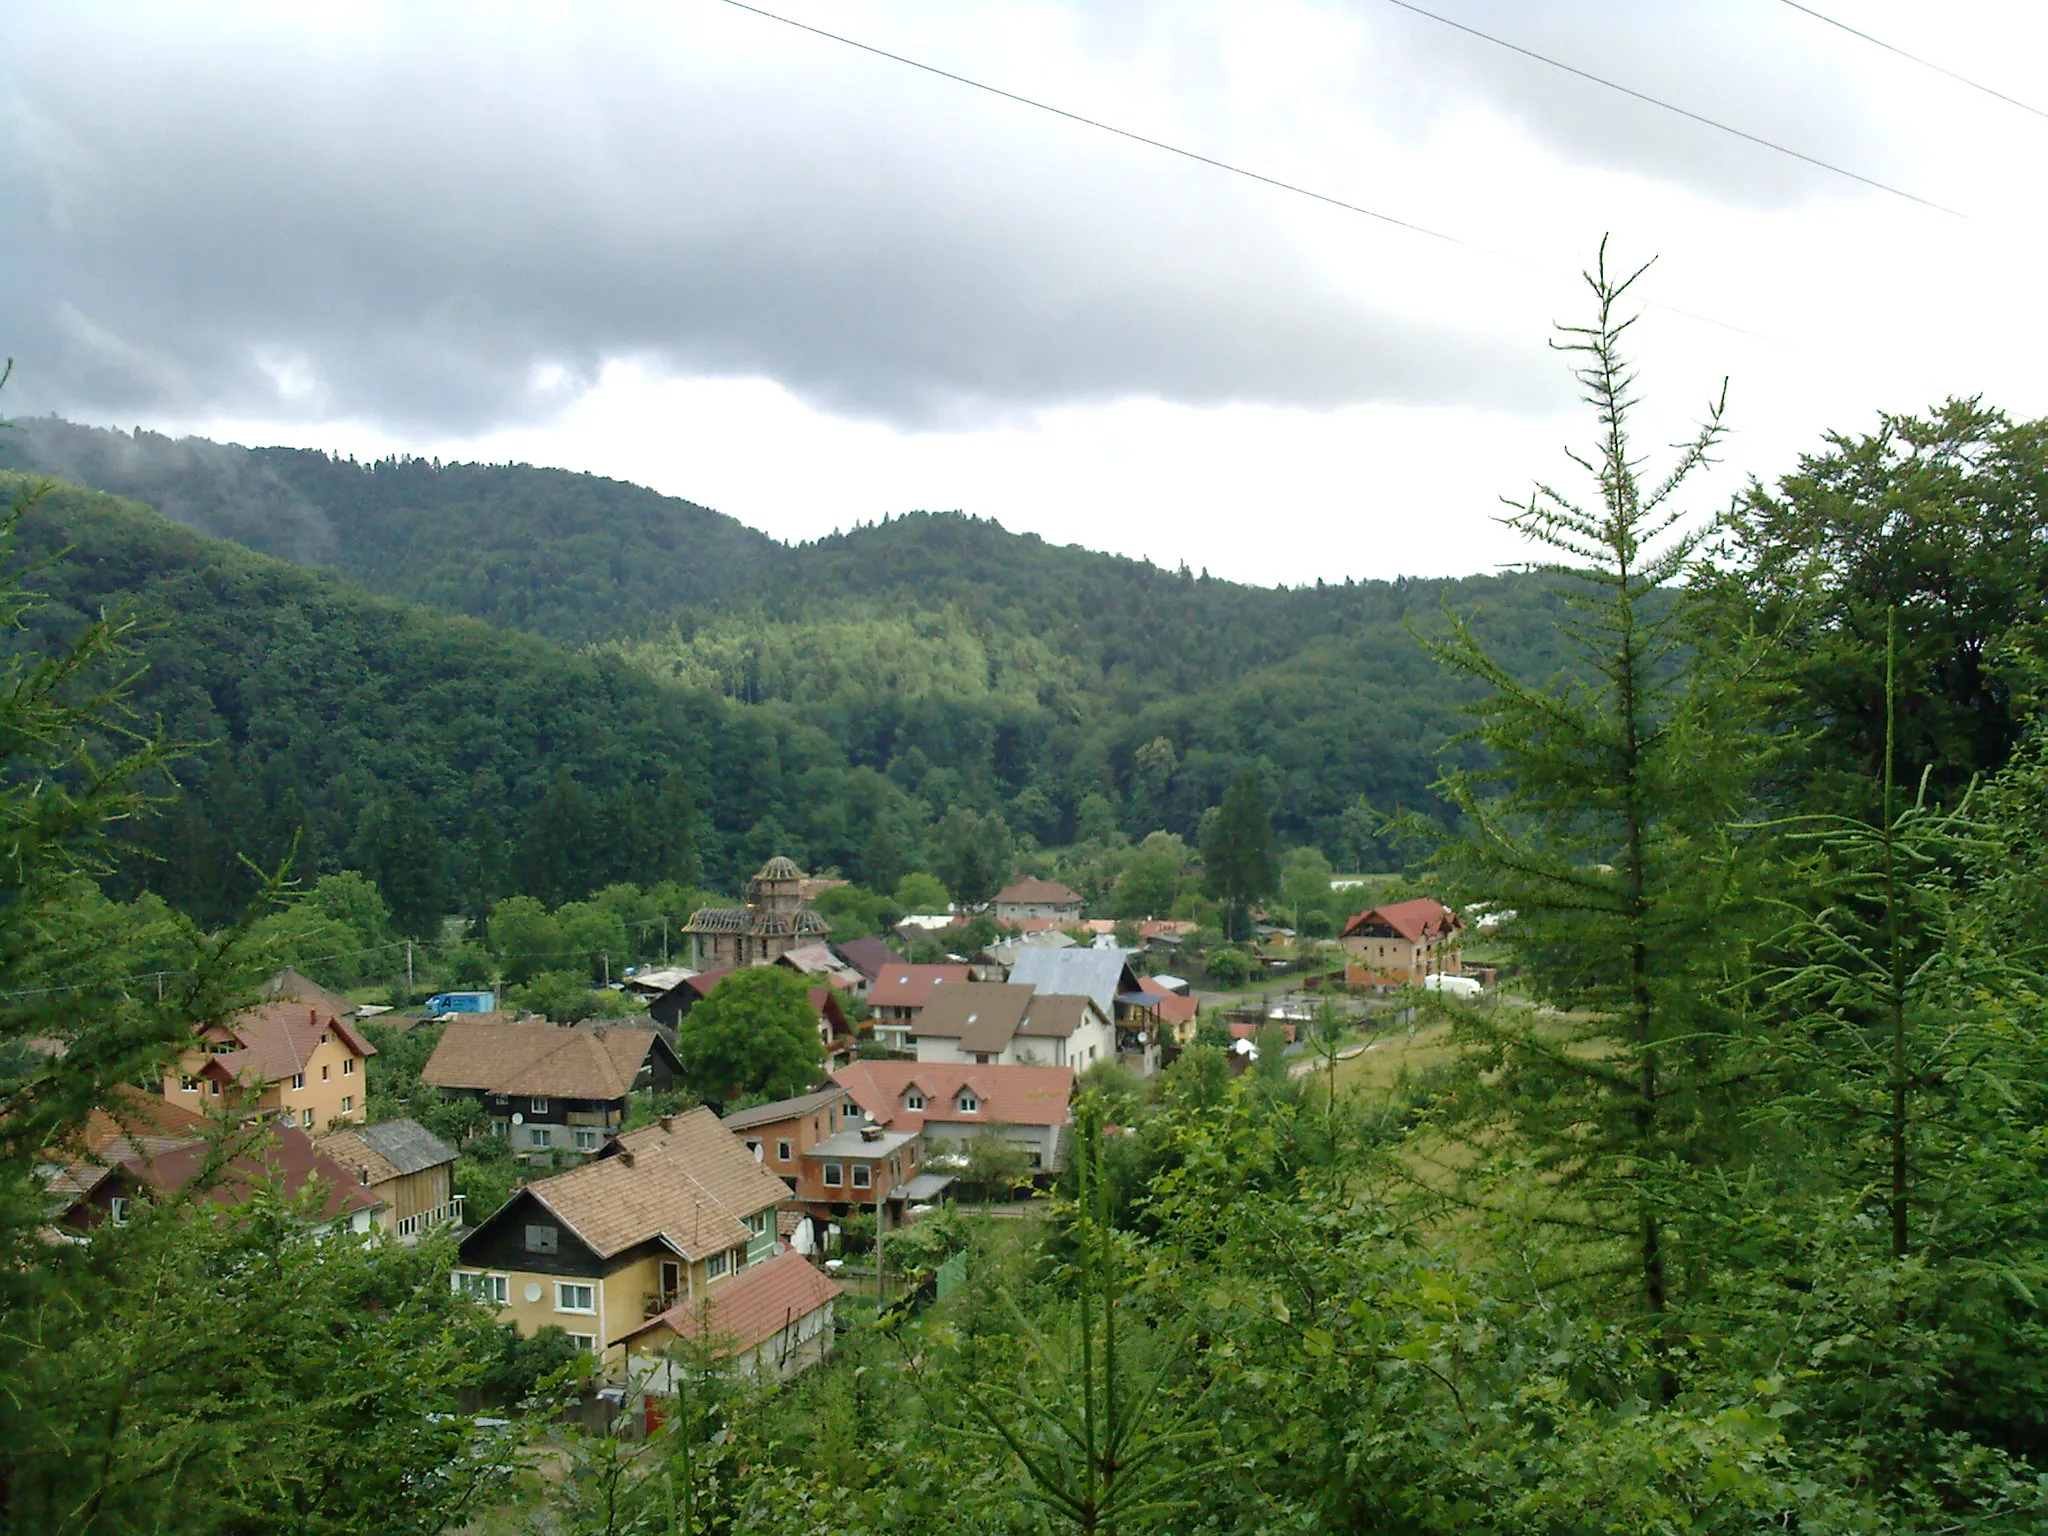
860;1124;883;1142
618;1150;634;1167
659;1115;675;1131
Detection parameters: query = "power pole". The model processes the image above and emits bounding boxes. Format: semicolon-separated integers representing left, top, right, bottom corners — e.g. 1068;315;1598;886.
874;1175;886;1306
661;917;669;965
602;950;610;987
405;940;414;992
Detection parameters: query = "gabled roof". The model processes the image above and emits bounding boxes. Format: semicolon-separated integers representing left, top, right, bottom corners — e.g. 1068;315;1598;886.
1017;994;1096;1040
1340;898;1459;943
994;877;1082;907
63;1121;385;1223
833;937;897;981
261;968;359;1019
777;944;865;989
74;1084;212;1156
203;1002;378;1089
616;1248;841;1355
420;1021;671;1101
318;1117;458;1183
483;1108;788;1264
833;1061;1073;1131
869;963;972;1010
911;983;1035;1054
721;1085;849;1133
1005;948;1141;1016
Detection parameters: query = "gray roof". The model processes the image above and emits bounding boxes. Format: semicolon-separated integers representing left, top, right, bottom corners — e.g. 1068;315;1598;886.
901;1171;957;1201
803;1127;919;1159
721;1085;848;1132
356;1117;459;1176
1005;947;1140;1016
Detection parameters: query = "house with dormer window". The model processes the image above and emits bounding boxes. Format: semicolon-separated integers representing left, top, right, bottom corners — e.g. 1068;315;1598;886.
163;1001;376;1131
832;1060;1074;1174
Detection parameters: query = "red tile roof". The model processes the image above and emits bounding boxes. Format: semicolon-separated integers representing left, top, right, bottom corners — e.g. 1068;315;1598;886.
833;937;897;981
833;1060;1073;1131
75;1085;212;1155
201;1002;377;1089
1340;899;1459;943
869;963;971;1010
617;1248;841;1356
995;877;1082;907
90;1120;384;1222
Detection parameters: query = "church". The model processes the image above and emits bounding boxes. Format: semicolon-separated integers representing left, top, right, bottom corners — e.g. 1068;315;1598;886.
682;855;832;968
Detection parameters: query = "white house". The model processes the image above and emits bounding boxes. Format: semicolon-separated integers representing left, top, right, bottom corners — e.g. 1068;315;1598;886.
909;982;1115;1071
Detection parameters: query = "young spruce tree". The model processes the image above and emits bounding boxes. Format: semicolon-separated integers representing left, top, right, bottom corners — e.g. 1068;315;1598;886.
1418;247;1778;1362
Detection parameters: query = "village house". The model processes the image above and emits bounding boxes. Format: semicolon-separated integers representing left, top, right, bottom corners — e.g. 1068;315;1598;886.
865;962;972;1052
51;1112;386;1236
1340;899;1463;989
774;942;867;996
681;856;832;969
722;1085;950;1233
618;1248;843;1390
991;876;1085;925
648;968;859;1062
163;1000;377;1132
1006;947;1161;1075
420;1020;679;1156
1137;975;1200;1047
911;981;1115;1070
448;1108;790;1376
832;936;898;988
833;1060;1074;1174
314;1117;462;1241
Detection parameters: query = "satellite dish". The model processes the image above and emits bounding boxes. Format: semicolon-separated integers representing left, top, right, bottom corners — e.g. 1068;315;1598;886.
511;1112;524;1126
523;1282;543;1303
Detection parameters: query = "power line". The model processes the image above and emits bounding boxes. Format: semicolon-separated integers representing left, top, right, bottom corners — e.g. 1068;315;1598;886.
709;0;1780;343
1379;0;1963;217
1777;0;2048;123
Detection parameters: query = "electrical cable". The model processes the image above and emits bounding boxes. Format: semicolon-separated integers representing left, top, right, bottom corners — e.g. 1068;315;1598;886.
709;0;1781;343
1778;0;2048;123
1380;0;1961;216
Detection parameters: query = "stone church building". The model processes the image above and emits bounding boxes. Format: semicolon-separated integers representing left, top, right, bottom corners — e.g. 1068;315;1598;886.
683;856;832;968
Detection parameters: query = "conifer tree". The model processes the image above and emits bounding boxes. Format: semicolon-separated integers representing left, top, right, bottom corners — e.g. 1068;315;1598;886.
1419;246;1778;1360
1201;770;1277;941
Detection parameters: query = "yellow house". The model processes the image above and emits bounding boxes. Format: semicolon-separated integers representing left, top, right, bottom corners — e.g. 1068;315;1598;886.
165;1001;375;1132
449;1108;789;1375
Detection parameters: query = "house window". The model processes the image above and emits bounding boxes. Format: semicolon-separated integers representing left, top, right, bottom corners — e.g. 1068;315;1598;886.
574;1128;600;1151
343;1058;355;1075
530;1098;548;1116
660;1260;682;1298
905;1091;924;1111
822;1163;843;1187
301;1109;314;1129
108;1196;130;1225
530;1128;553;1150
747;1210;769;1236
556;1283;595;1314
567;1333;596;1353
957;1092;979;1114
321;1065;330;1081
852;1164;872;1189
775;1139;792;1162
339;1096;353;1114
455;1272;509;1305
179;1075;200;1093
525;1224;559;1255
209;1080;220;1097
291;1073;304;1091
491;1121;508;1137
745;1139;762;1159
707;1250;729;1280
973;1053;993;1065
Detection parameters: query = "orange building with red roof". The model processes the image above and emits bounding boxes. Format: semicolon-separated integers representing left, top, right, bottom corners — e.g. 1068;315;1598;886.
1340;899;1463;989
165;1000;377;1132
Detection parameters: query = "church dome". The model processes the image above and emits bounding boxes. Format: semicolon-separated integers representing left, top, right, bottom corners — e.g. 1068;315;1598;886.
754;855;805;881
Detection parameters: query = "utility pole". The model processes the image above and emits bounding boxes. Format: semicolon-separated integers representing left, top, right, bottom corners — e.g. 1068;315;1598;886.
602;950;610;987
661;917;669;965
874;1173;886;1306
405;940;414;992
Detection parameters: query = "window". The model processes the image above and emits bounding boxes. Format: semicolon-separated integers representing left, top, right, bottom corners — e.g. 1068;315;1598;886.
744;1139;762;1159
209;1080;220;1097
822;1163;843;1187
339;1095;353;1114
179;1075;200;1093
556;1283;595;1314
852;1164;872;1189
290;1072;304;1091
301;1109;314;1129
747;1210;769;1236
567;1333;596;1353
573;1128;600;1151
659;1260;682;1298
343;1058;355;1075
525;1224;559;1255
491;1120;508;1137
973;1053;992;1065
530;1127;552;1150
956;1092;979;1114
530;1097;548;1115
706;1250;729;1280
905;1091;925;1111
109;1196;131;1225
455;1272;509;1305
321;1065;330;1081
775;1139;792;1162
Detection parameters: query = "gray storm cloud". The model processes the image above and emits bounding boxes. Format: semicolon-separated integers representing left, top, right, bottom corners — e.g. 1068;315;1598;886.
0;1;1885;434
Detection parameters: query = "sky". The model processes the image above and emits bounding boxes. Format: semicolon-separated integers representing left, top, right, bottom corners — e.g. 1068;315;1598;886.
6;0;2048;584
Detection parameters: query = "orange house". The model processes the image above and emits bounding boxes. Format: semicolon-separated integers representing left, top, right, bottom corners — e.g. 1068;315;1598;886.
1340;899;1462;989
166;1001;376;1132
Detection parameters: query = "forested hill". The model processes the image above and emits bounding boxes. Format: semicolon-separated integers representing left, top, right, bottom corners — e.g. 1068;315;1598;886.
4;417;783;645
2;420;1579;897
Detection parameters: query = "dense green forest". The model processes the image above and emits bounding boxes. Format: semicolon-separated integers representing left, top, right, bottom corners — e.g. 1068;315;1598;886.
3;418;1575;895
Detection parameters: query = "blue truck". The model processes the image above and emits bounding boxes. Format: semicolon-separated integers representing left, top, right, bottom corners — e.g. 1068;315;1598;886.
422;991;495;1015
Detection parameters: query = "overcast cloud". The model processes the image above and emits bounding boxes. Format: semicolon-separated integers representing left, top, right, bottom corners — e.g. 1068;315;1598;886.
4;1;2046;580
